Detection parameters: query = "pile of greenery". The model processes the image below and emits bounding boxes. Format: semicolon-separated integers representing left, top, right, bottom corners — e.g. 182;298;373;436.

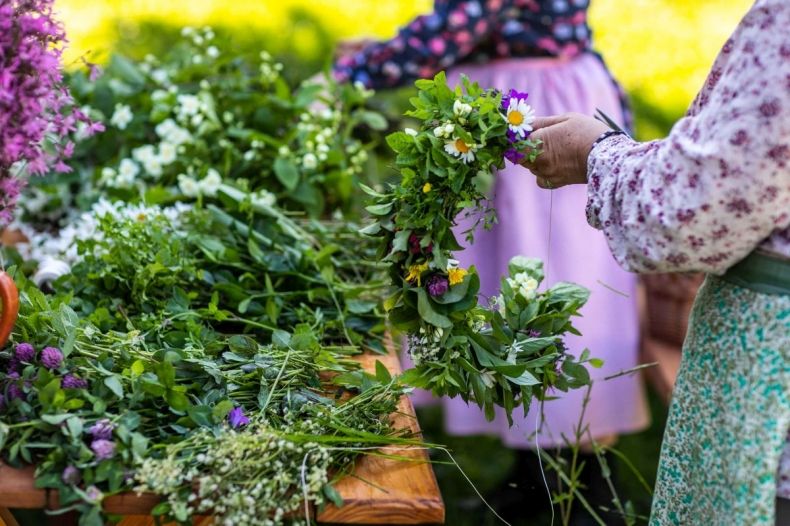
0;186;411;525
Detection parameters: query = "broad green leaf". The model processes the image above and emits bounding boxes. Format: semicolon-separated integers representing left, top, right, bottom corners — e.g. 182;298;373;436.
273;157;300;191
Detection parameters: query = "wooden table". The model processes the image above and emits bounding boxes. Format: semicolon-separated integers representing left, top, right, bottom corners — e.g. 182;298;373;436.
0;349;444;525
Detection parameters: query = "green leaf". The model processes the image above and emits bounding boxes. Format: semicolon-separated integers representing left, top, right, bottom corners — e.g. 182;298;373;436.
365;203;393;216
131;360;145;377
212;400;235;421
274;157;300;191
385;132;414;153
323;483;344;507
187;405;214;428
165;390;190;412
416;289;452;329
589;358;605;369
359;110;388;130
375;360;392;383
104;376;124;399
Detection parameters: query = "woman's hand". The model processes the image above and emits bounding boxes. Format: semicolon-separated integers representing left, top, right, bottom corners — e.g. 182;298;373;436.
520;113;610;189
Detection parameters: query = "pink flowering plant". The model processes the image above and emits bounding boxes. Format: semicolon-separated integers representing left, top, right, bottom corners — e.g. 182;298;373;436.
364;73;600;422
0;0;99;223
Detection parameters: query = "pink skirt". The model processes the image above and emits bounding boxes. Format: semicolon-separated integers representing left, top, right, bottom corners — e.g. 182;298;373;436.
406;53;649;448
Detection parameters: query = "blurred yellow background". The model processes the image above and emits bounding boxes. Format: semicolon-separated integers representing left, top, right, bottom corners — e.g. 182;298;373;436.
57;0;754;137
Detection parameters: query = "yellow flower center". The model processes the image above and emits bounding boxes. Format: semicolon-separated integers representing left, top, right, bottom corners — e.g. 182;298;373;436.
507;110;524;126
454;139;470;153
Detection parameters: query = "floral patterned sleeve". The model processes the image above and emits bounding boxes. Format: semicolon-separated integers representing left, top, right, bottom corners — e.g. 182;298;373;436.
585;0;790;275
333;0;502;89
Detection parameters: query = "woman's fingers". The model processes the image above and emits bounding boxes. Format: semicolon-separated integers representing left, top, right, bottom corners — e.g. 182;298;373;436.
531;114;572;131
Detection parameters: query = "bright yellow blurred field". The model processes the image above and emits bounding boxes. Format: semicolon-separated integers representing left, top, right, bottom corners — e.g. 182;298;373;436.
57;0;754;136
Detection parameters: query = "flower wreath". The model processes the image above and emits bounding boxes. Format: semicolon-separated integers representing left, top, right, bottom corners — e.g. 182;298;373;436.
363;73;599;422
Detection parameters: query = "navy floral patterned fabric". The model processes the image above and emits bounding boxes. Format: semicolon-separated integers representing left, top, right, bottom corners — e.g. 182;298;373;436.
333;0;593;89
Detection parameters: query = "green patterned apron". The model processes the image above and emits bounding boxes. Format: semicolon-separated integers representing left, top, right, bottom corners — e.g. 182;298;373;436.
650;251;790;526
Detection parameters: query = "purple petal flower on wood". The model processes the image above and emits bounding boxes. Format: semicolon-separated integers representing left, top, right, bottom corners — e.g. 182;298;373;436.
228;407;250;429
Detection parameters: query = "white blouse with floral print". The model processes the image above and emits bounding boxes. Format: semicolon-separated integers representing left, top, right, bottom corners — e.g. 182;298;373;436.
586;0;790;275
584;0;790;499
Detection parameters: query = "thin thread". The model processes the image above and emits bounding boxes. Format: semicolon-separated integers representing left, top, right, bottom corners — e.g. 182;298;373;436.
545;190;554;286
535;400;555;526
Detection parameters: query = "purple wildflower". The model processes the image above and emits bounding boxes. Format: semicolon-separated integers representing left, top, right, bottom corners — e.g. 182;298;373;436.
408;233;433;255
504;147;525;165
61;465;81;485
501;88;529;113
426;275;449;297
228;407;250;429
84;485;103;503
90;439;116;460
527;329;542;338
89;418;114;440
61;374;88;389
14;343;35;363
6;357;19;374
40;347;63;369
6;380;23;401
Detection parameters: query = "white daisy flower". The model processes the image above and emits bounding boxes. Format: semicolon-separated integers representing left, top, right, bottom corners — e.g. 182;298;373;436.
504;98;535;138
143;157;163;178
177;94;201;117
443;138;477;164
110;103;133;130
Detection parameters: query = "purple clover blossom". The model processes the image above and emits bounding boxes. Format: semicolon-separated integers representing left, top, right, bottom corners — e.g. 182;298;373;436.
228;407;250;429
62;374;88;389
0;0;99;223
14;343;35;363
40;346;63;369
61;465;81;485
6;357;19;374
89;418;114;440
6;376;24;401
90;439;116;460
426;275;450;297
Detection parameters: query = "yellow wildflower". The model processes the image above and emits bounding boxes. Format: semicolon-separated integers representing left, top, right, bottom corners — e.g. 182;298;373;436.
448;267;468;286
405;262;429;285
422;182;432;193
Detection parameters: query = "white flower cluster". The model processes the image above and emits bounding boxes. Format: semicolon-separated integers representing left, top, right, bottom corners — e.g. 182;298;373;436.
407;326;444;366
13;200;192;268
134;422;334;526
177;168;222;198
507;271;539;301
180;26;218;66
259;51;284;84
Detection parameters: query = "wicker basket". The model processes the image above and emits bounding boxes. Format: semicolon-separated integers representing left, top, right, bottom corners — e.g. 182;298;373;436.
642;273;705;347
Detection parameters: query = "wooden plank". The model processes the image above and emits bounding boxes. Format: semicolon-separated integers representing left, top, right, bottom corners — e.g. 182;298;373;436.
0;346;444;524
317;351;444;525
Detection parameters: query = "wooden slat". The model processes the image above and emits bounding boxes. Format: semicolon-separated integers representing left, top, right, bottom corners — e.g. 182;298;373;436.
0;346;444;524
317;351;444;525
